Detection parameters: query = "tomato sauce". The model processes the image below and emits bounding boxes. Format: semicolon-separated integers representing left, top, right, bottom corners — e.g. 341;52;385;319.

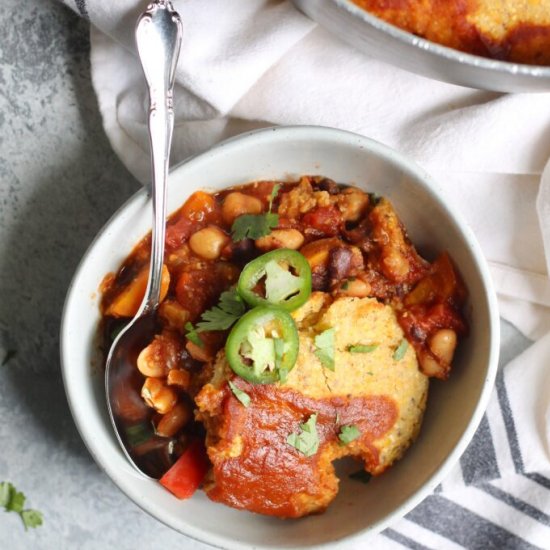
206;383;398;518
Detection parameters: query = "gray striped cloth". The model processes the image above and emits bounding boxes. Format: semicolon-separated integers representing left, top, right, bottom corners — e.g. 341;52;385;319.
376;323;550;550
60;0;550;548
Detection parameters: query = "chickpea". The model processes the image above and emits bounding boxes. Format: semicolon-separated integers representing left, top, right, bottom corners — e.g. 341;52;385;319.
338;278;371;298
255;229;305;251
337;187;370;222
167;368;191;389
419;354;443;378
189;225;229;260
382;250;410;280
429;329;457;364
136;343;168;378
156;401;192;438
141;377;178;415
186;340;212;363
222;192;262;225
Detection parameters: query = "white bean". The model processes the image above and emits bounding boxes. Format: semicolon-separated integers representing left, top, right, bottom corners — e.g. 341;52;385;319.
255;229;304;251
222;192;262;225
429;329;457;364
189;226;229;260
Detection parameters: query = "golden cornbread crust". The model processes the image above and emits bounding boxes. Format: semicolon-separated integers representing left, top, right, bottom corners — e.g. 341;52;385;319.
352;0;550;65
195;294;429;517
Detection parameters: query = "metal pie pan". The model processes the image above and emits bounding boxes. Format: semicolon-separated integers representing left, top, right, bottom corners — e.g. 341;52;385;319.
293;0;550;93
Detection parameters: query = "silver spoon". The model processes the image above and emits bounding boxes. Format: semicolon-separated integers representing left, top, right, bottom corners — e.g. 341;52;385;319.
105;0;182;478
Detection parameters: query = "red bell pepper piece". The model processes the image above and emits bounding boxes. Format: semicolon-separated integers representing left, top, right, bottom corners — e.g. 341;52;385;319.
160;439;210;499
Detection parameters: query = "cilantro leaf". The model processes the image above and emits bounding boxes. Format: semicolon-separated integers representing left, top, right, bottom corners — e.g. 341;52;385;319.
231;184;281;242
125;423;154;447
268;183;281;210
231;212;279;242
6;487;25;513
185;322;204;348
287;414;319;457
264;260;303;304
20;510;43;531
349;469;372;484
314;328;335;371
348;344;378;353
338;424;361;445
1;482;43;532
228;380;251;407
0;482;12;507
196;290;246;332
393;339;409;361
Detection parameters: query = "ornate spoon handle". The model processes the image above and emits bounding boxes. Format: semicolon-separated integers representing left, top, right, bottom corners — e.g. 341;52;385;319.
135;0;183;313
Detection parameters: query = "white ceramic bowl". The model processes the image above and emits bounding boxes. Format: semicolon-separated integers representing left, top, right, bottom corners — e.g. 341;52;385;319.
61;126;500;549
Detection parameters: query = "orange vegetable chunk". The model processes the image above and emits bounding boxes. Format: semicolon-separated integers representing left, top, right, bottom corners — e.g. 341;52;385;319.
106;264;170;317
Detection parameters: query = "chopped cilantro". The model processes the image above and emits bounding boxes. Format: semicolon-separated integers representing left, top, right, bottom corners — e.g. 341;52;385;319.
287;414;319;457
338;424;361;445
185;322;204;348
126;422;154;447
196;290;246;332
341;281;349;290
231;213;278;241
314;328;335;371
0;483;11;507
0;482;43;531
268;183;281;209
1;349;16;366
6;486;25;513
228;380;251;407
348;344;378;353
264;260;303;304
20;510;43;531
231;184;281;242
393;339;409;361
349;469;372;484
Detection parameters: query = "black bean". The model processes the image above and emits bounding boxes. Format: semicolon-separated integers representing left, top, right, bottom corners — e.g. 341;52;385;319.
313;177;340;195
312;268;329;291
328;247;353;283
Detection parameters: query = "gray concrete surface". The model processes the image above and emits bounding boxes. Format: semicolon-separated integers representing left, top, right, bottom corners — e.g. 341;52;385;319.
0;1;531;549
0;1;206;547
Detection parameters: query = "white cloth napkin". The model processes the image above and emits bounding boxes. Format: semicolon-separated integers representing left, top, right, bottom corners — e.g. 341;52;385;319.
64;0;550;547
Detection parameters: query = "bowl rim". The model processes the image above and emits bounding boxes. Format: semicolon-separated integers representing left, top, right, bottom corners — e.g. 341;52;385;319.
60;125;500;549
309;0;550;77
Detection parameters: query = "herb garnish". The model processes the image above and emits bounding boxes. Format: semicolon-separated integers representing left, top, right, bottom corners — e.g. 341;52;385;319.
338;424;361;445
196;289;246;332
231;184;281;242
126;423;154;447
287;414;319;457
185;322;204;348
314;328;335;371
228;380;251;407
0;482;43;531
349;470;372;484
393;339;409;361
348;344;378;354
